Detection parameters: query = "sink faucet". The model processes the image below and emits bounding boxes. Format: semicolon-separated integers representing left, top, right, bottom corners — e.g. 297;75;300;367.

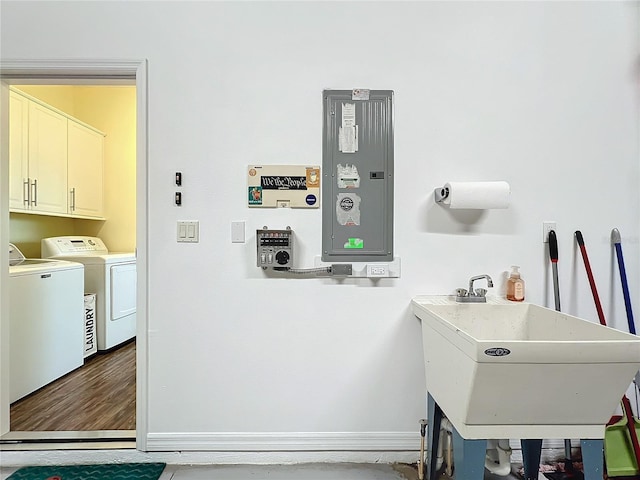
456;274;493;303
469;274;493;294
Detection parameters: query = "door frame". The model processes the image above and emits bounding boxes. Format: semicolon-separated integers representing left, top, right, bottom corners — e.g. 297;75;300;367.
0;59;149;450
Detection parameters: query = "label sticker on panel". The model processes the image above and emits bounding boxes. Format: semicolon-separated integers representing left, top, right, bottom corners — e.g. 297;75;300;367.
339;126;358;153
337;164;360;188
344;238;364;249
248;186;263;205
306;167;320;188
336;193;361;226
339;103;358;153
352;89;370;101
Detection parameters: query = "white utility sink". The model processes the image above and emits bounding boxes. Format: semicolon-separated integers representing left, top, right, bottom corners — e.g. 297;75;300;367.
412;295;640;439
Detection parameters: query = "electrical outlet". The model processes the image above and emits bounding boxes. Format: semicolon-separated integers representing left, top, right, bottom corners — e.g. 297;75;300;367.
367;264;389;277
543;221;556;243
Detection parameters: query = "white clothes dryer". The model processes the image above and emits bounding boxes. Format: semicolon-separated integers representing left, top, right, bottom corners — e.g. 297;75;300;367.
42;236;136;351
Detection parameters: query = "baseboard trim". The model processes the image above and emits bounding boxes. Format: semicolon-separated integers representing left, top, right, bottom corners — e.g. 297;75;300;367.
0;435;573;467
146;431;419;452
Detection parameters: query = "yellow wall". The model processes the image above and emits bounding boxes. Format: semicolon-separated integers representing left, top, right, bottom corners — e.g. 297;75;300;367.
9;86;136;257
14;86;77;117
74;87;136;253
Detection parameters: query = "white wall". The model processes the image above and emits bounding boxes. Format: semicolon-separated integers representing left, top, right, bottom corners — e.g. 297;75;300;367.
1;1;639;458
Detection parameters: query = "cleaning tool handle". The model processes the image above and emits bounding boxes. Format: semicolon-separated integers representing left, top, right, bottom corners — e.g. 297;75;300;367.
549;230;558;262
622;395;640;468
612;229;636;335
615;242;636;334
575;230;607;326
612;228;622;244
551;263;561;312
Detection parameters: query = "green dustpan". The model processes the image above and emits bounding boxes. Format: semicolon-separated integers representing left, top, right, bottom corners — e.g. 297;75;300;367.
605;414;640;477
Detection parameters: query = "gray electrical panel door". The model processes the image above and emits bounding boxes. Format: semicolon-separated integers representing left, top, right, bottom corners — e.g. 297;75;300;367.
322;90;394;262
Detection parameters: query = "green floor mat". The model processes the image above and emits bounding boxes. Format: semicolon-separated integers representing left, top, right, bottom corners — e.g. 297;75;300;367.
7;462;166;480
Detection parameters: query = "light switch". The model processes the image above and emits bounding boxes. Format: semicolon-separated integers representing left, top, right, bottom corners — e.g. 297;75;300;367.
177;221;199;243
231;221;245;243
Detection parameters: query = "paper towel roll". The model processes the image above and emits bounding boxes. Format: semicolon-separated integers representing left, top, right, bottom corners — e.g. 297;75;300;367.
441;181;510;209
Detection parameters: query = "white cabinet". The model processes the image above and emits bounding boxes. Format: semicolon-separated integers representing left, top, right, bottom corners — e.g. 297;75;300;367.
9;91;29;210
9;89;105;219
28;101;69;214
68;121;104;218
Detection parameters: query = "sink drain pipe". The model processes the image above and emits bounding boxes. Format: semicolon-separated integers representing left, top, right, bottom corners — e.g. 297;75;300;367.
485;438;513;476
418;419;427;480
419;418;513;477
417;417;452;479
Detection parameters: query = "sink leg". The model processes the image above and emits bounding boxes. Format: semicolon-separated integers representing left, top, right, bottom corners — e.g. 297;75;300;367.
427;393;443;480
451;427;487;480
521;439;542;480
580;439;604;480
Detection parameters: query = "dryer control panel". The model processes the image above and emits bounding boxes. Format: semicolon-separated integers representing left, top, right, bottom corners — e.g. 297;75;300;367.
42;236;109;257
256;228;293;269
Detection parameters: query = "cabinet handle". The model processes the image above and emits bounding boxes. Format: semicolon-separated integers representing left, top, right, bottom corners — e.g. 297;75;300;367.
70;187;76;211
31;179;37;206
23;178;30;206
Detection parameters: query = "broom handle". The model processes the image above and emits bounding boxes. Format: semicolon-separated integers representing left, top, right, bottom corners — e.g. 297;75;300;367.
575;231;607;326
613;230;636;334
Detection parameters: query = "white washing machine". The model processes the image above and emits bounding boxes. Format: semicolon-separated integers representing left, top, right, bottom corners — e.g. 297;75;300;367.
9;243;85;402
42;236;137;351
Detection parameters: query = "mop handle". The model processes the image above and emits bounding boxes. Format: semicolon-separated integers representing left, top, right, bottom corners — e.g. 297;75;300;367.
548;230;560;312
613;229;636;334
575;231;607;326
548;230;571;461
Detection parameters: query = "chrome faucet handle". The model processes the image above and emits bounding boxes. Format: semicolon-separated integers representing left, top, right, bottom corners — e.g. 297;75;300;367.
475;288;488;297
456;288;468;297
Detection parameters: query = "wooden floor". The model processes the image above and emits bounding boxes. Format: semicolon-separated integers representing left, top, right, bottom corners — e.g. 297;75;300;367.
10;340;136;431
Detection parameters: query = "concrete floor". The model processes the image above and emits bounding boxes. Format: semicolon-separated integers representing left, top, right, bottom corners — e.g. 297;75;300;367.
0;463;549;480
3;464;410;480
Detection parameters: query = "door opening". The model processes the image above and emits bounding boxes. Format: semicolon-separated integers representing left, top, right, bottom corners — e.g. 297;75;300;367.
0;60;148;451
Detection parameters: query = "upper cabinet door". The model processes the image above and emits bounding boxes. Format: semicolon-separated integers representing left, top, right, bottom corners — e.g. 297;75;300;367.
68;120;104;218
9;92;30;210
28;101;68;214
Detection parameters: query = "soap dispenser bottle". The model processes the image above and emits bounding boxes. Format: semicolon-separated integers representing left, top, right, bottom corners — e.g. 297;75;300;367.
507;266;525;302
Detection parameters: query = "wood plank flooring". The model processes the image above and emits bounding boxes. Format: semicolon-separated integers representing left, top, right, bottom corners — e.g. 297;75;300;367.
10;340;136;431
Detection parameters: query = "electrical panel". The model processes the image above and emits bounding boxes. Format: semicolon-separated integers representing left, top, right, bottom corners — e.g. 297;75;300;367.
321;89;394;262
256;228;294;269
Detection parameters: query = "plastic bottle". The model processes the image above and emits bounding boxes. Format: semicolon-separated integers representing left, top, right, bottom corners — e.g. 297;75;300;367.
506;266;525;302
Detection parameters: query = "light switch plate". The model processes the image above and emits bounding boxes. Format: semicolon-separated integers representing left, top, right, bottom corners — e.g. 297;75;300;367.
231;221;245;243
177;221;199;243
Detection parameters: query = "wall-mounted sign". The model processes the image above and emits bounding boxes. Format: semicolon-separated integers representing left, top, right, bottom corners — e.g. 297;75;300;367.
247;165;320;208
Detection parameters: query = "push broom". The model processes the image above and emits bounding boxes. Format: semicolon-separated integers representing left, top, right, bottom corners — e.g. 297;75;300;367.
575;230;640;475
612;228;640;389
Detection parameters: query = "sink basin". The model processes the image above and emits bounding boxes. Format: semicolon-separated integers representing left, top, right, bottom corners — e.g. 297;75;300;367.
412;295;640;439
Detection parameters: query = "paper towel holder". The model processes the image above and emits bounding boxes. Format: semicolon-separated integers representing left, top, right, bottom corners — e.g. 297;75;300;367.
434;186;450;203
433;181;511;209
